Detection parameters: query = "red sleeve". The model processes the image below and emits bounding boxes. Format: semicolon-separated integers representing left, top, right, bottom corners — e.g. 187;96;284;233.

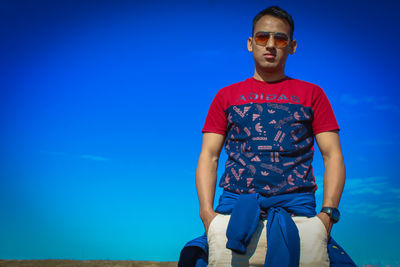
201;90;227;136
311;86;340;135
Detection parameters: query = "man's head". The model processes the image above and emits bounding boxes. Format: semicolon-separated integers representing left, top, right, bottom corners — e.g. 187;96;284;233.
247;6;297;76
252;6;294;40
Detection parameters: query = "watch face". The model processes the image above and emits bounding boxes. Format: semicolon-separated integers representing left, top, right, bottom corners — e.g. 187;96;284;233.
322;207;340;223
332;209;340;222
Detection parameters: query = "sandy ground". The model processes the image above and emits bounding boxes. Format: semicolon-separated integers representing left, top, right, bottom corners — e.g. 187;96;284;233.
0;260;178;267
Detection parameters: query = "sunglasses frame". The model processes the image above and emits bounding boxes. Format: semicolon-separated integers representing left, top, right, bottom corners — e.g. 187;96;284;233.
253;31;290;48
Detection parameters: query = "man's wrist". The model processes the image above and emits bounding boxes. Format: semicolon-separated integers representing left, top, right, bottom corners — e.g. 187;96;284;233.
318;211;331;222
320;207;341;223
200;208;215;219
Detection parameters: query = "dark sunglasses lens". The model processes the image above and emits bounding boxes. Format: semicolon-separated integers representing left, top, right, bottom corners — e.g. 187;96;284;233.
255;33;269;45
274;33;289;48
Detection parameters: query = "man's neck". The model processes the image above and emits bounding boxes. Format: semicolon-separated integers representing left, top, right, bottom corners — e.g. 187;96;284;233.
253;68;287;83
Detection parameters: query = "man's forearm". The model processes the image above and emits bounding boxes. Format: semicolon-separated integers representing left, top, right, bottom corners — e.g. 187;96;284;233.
322;154;345;208
195;154;218;215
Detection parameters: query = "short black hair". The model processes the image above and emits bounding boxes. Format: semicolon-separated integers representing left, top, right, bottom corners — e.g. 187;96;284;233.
252;6;294;40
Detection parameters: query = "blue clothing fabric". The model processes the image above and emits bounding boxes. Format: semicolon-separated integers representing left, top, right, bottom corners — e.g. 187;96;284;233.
178;246;207;267
219;190;312;266
179;190;356;267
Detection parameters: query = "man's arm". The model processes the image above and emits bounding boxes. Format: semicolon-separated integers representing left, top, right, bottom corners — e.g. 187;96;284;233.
196;132;225;234
315;130;345;237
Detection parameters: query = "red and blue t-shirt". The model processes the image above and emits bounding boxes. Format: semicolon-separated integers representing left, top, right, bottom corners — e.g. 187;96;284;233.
202;77;340;196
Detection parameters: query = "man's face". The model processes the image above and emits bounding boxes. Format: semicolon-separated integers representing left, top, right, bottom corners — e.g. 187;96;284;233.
247;15;297;74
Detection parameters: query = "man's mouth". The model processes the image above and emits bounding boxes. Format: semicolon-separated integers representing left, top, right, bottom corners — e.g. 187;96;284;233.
264;53;276;59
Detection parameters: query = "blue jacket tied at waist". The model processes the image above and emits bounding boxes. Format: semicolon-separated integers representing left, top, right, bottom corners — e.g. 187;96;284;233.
178;190;357;267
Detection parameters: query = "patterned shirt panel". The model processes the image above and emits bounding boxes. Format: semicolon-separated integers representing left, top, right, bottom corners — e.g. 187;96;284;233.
202;77;340;196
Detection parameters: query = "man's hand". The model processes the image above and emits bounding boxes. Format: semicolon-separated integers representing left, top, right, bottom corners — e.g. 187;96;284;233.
316;212;333;238
200;209;218;235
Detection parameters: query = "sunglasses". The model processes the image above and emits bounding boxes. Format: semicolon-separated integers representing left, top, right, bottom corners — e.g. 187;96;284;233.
254;31;290;48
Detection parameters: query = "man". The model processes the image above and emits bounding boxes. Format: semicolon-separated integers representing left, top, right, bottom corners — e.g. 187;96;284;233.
178;6;356;267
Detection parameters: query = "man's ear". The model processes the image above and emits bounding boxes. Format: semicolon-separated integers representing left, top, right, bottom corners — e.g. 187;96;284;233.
289;39;297;55
247;37;253;52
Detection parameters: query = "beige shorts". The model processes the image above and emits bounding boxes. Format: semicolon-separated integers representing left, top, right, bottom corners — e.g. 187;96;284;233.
207;214;329;267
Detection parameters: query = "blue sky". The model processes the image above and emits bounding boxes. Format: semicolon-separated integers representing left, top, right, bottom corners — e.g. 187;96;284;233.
1;0;400;265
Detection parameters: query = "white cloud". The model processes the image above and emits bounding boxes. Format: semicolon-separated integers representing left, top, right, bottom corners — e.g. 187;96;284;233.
357;139;398;146
344;176;389;195
344;201;400;223
314;175;400;222
79;154;109;161
339;93;373;105
374;103;400;112
339;93;400;113
40;150;110;161
388;188;400;199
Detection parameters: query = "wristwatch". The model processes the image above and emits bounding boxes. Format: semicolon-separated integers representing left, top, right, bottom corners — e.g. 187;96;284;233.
320;207;341;223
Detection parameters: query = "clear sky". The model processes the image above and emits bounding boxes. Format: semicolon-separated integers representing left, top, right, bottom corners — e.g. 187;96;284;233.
1;0;399;266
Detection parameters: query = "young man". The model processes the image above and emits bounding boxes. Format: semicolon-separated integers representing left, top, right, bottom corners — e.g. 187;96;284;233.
178;6;356;267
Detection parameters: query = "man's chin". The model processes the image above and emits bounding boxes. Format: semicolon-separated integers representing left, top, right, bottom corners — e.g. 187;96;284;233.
255;61;282;73
259;65;279;73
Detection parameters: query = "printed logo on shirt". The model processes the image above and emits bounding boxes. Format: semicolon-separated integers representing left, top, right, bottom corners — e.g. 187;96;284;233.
236;93;300;103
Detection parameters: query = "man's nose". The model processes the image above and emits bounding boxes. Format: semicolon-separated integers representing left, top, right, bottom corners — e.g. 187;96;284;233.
266;35;275;49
